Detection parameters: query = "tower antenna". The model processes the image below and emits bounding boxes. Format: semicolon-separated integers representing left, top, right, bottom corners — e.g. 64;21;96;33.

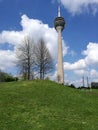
58;0;61;17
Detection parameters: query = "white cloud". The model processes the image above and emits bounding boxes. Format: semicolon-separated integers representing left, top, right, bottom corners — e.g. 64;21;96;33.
49;70;57;81
0;31;24;45
61;0;98;15
21;15;68;59
63;42;98;86
64;42;98;71
64;59;86;70
83;42;98;65
0;14;68;72
74;69;86;76
0;50;16;71
0;15;68;59
90;69;98;78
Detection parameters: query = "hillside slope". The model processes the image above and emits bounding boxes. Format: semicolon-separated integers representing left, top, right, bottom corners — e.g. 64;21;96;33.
0;80;98;130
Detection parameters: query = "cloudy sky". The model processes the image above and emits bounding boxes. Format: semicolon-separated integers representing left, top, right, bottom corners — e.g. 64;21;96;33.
0;0;98;86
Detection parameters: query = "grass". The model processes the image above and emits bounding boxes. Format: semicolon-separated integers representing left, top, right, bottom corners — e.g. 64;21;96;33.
0;80;98;130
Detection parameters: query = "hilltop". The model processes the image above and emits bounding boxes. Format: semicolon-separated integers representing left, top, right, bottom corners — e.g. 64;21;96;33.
0;80;98;130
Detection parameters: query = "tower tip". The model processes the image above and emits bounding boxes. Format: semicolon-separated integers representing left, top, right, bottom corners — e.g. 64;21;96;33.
58;0;61;17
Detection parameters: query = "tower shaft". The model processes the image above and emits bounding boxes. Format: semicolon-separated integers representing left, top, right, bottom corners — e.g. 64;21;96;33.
57;26;64;84
54;1;65;84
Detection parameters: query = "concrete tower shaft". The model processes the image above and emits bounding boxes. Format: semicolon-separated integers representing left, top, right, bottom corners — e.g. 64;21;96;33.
54;4;65;84
56;26;64;84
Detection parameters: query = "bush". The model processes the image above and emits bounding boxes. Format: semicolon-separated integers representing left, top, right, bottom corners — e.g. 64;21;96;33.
0;70;18;82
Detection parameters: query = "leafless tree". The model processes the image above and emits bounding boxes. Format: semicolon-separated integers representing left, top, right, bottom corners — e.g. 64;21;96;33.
16;37;54;80
34;39;54;79
16;36;34;80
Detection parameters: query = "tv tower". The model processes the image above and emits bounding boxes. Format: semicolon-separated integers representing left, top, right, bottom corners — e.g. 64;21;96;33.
54;1;65;84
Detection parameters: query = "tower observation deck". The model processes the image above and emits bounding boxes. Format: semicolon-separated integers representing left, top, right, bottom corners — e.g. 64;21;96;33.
54;16;65;31
54;2;66;84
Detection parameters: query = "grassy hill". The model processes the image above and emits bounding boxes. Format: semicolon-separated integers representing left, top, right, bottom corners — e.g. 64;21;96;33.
0;80;98;130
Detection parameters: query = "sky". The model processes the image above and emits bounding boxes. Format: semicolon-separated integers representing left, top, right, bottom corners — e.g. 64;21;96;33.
0;0;98;87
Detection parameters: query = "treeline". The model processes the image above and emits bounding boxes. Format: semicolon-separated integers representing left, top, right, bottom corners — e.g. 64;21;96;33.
91;82;98;89
0;70;18;82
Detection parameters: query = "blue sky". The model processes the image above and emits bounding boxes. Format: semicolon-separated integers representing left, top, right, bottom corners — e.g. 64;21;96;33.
0;0;98;86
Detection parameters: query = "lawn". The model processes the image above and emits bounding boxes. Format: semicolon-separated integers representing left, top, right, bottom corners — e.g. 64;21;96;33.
0;80;98;130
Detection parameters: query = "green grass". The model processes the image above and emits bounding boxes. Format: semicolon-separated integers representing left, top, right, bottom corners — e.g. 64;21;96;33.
0;80;98;130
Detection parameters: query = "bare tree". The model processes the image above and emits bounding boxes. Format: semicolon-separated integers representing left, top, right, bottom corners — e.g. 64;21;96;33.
16;36;34;80
34;39;54;79
16;37;54;80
